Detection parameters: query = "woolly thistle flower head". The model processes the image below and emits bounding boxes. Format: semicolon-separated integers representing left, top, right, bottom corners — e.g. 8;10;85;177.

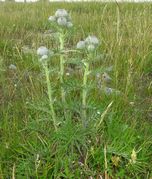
37;47;54;64
76;35;99;52
85;35;99;46
55;9;69;18
57;17;67;26
37;46;49;57
85;35;99;52
49;9;73;28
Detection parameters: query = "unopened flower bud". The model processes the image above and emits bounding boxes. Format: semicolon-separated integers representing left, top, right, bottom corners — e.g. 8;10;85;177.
76;41;86;49
48;16;56;22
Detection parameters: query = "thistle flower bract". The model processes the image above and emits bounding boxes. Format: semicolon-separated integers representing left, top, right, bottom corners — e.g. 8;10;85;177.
87;44;96;52
85;35;99;47
55;9;69;18
76;41;86;49
37;46;49;57
48;16;56;22
57;17;67;26
67;22;73;28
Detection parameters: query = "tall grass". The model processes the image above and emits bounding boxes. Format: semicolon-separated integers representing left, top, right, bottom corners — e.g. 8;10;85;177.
0;1;152;178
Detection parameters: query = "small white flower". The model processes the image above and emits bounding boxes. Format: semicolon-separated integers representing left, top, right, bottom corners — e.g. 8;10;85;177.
66;21;73;28
57;17;67;26
55;9;69;18
9;64;17;70
76;41;86;49
48;16;56;22
37;46;49;57
97;111;101;115
85;35;99;46
87;44;96;52
66;72;70;76
130;102;135;106
5;143;9;149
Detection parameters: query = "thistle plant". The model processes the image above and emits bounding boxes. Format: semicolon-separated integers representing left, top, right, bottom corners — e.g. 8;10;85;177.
38;9;117;129
37;46;57;131
77;35;99;126
48;9;73;104
2;5;152;179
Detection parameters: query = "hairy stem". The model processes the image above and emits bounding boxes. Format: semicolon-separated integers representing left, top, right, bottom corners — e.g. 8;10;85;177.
82;60;89;126
59;32;66;104
44;63;57;131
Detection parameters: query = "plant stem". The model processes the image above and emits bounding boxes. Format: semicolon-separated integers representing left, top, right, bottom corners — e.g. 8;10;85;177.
82;60;89;126
43;63;57;131
59;32;66;104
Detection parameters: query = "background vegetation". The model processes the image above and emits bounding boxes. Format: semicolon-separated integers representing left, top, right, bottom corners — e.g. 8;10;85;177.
0;1;152;178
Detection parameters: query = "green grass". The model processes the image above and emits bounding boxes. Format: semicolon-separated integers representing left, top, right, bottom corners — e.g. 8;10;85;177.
0;1;152;178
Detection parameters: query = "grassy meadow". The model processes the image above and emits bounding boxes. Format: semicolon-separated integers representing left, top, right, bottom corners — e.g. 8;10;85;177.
0;1;152;178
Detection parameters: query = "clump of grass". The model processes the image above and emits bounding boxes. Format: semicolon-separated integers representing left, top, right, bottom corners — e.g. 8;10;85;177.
0;2;152;178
